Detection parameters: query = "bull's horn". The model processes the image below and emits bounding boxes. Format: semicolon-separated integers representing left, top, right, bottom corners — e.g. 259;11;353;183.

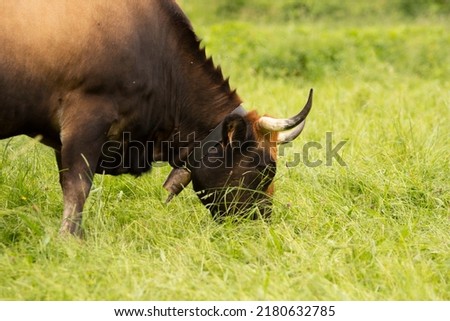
163;167;192;203
258;89;313;132
277;120;306;144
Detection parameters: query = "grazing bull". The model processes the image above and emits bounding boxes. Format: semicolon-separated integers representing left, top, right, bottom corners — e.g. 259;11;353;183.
0;0;312;236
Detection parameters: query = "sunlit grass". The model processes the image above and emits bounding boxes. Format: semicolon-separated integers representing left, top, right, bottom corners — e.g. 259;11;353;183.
0;1;449;300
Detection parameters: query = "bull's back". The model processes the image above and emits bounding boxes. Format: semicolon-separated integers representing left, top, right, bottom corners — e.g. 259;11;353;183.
0;0;160;139
0;1;151;85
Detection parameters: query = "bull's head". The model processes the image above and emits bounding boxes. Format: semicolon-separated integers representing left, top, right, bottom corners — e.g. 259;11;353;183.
164;89;313;219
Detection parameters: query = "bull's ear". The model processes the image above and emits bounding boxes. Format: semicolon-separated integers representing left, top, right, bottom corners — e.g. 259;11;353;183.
222;114;248;147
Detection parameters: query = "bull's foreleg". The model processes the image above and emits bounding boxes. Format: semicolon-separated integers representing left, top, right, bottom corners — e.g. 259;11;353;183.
57;95;116;236
58;149;95;236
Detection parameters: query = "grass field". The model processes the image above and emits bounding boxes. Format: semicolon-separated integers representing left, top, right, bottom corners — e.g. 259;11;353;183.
1;1;449;300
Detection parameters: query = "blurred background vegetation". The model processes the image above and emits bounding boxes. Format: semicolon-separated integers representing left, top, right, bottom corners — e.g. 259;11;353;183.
180;0;450;23
178;0;449;84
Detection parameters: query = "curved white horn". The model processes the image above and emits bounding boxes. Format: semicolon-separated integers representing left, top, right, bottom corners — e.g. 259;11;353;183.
277;120;306;144
258;88;313;131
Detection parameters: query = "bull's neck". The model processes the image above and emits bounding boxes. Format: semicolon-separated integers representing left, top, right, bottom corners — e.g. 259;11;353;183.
149;1;243;166
175;65;242;138
160;58;242;167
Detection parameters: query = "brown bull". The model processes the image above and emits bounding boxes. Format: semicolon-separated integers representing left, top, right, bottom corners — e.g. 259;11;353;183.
0;0;312;236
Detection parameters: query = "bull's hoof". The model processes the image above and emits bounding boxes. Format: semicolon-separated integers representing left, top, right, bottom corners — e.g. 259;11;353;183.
59;223;84;238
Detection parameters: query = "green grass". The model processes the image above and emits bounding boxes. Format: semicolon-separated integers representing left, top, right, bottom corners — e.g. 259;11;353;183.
1;1;449;300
